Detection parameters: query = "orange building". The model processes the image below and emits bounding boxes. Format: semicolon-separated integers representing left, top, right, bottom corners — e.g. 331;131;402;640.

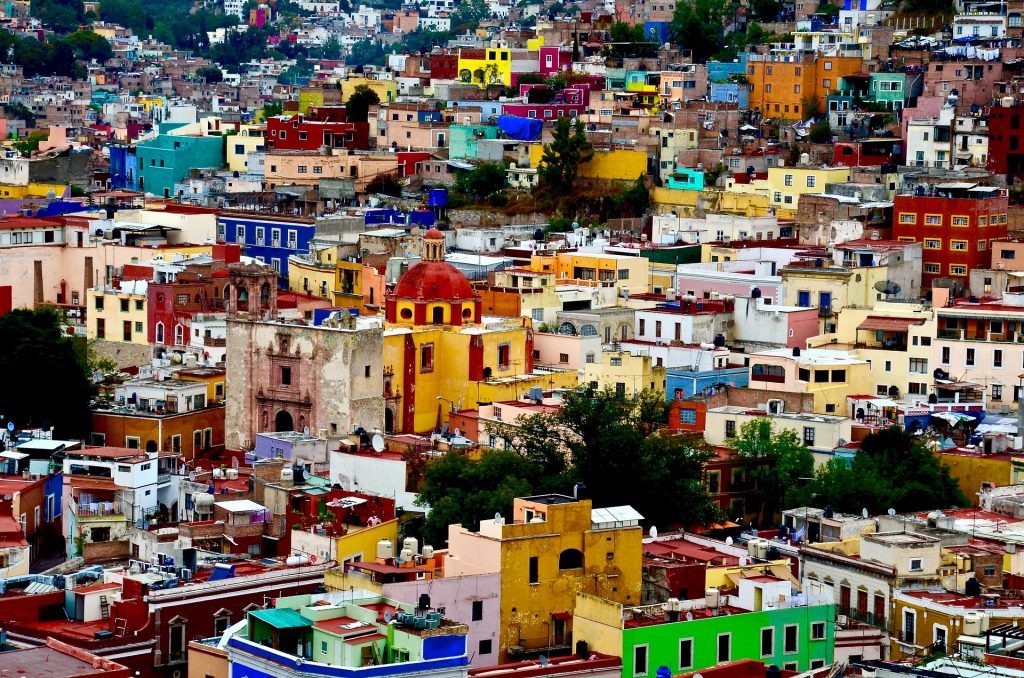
747;54;863;120
90;404;226;460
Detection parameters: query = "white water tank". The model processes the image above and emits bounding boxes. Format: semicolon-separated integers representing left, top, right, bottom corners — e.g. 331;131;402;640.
747;538;762;557
226;468;239;480
194;493;215;511
421;545;434;559
705;588;721;608
403;537;419;556
280;467;294;486
963;611;984;636
400;548;414;560
212;468;224;480
377;539;394;560
286;555;310;566
757;540;770;560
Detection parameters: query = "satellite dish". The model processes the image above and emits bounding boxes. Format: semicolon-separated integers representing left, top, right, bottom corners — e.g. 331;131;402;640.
371;434;385;453
887;508;896;516
454;427;461;437
649;526;658;539
303;426;310;435
862;508;869;518
5;422;12;432
725;536;734;546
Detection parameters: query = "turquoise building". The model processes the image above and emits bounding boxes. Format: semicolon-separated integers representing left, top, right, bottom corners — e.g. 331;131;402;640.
449;124;498;159
136;133;224;198
666;168;705;191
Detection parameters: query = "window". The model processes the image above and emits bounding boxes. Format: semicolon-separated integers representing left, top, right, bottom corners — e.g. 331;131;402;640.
899;213;917;224
924;263;940;274
812;622;826;640
806;175;816;188
126;436;140;449
725;420;736;438
679;408;697;425
952;216;969;227
761;627;774;657
214;612;231;636
951;240;968;251
472;600;483;621
803;427;815;446
909;358;928;373
784;174;793;187
559;548;583;569
479;639;492;655
966;349;975;366
784;625;798;654
924;238;941;250
679;639;693;670
1003;249;1018;260
421;343;434;372
94;295;104;311
925;214;942;225
634;645;648;676
995;349;1003;368
498;343;511;370
993;385;1003;401
950;265;967;276
717;634;731;663
529;556;538;584
942;346;951;364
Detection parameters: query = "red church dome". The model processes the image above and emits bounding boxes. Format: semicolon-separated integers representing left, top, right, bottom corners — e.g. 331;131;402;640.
424;227;444;239
393;260;475;301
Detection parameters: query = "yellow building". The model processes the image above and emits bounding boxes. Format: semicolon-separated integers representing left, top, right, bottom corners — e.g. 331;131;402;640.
225;124;266;174
746;347;871;415
782;261;903;334
456;47;513;87
528;145;647;183
583;350;665;399
0;183;69;199
176;367;228;405
382;229;577;434
652;186;774;218
87;285;148;344
445;494;643;663
528;251;651;294
338;77;398;105
288;242;365;310
766;166;852;214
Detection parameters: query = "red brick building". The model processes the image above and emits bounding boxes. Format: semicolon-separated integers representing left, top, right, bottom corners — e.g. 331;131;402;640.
265;106;370;152
987;103;1024;180
892;185;1009;289
429;51;459;80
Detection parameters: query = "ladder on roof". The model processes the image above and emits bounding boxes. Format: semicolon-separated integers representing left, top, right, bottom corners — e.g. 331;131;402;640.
99;595;110;620
114;618;127;637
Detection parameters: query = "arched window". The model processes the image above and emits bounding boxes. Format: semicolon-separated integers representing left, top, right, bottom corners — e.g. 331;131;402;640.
558;322;577;336
580;324;598;336
559;548;583;570
174;324;184;345
156;322;164;343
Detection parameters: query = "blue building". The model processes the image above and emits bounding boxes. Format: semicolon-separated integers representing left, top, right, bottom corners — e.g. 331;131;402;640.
108;145;138;191
709;82;750;108
707;53;748;84
666;366;749;400
217;212;315;284
666;168;705;191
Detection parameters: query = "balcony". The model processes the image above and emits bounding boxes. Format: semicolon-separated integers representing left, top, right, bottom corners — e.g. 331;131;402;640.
77;503;125;520
839;606;888;632
818;306;834;318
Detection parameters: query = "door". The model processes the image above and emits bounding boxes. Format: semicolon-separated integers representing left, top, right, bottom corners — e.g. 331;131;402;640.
857;589;868;617
553;617;565;645
839;585;851;613
873;594;885;625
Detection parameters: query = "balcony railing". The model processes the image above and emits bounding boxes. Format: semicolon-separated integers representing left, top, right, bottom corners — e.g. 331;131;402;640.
818;306;834;318
77;503;125;518
839;605;888;632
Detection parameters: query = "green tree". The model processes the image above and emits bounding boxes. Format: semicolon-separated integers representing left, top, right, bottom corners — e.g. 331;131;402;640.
748;0;779;21
816;2;841;17
346;84;380;123
197;65;223;83
14;131;47;157
669;0;737;63
537;117;592;195
796;427;967;514
808;119;832;143
31;0;84;31
0;308;92;438
416;449;537;546
604;21;656;58
733;417;815;527
454;161;506;202
366;171;403;197
260;100;284;120
65;30;113;62
347;39;386;67
450;0;488;30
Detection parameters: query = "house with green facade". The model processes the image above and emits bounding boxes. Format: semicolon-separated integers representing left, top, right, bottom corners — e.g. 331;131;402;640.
449;125;499;159
226;592;470;678
574;576;834;678
136;132;224;198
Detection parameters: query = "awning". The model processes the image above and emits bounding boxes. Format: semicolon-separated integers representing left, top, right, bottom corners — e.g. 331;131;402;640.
857;316;924;332
250;608;313;630
0;451;28;461
868;398;898;408
933;412;975;426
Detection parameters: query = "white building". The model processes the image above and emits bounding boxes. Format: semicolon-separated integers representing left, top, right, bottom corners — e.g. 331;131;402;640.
651;213;781;245
330;448;422;512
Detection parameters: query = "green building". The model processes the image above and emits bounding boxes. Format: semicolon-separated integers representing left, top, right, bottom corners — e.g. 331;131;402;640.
574;578;834;678
449;125;498;159
136;133;224;198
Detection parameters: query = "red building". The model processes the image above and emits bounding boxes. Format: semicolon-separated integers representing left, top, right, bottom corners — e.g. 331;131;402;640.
265;106;370;152
429;51;459;80
144;249;239;350
833;138;901;167
0;558;331;677
987;104;1024;180
892;185;1009;289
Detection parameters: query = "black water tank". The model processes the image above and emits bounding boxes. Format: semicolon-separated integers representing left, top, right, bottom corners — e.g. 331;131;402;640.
576;640;589;657
419;593;431;610
714;334;726;348
751;287;762;299
965;577;982;596
766;665;782;678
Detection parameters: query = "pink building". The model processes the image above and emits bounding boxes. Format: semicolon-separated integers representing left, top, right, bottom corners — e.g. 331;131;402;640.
538;47;572;77
502;86;588;120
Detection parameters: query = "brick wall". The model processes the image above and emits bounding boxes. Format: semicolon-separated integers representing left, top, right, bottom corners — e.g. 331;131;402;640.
721;387;814;413
83;539;130;563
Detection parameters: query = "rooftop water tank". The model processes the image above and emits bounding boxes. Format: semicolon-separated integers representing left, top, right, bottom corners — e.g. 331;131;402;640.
377;539;394;560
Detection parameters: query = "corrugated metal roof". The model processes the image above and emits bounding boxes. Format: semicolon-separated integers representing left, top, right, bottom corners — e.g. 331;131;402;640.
250;608;312;629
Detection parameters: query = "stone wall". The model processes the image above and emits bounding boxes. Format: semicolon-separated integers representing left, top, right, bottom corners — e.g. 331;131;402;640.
83;539;130;563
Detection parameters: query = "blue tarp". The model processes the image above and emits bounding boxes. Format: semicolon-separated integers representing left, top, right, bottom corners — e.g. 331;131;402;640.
498;115;542;141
